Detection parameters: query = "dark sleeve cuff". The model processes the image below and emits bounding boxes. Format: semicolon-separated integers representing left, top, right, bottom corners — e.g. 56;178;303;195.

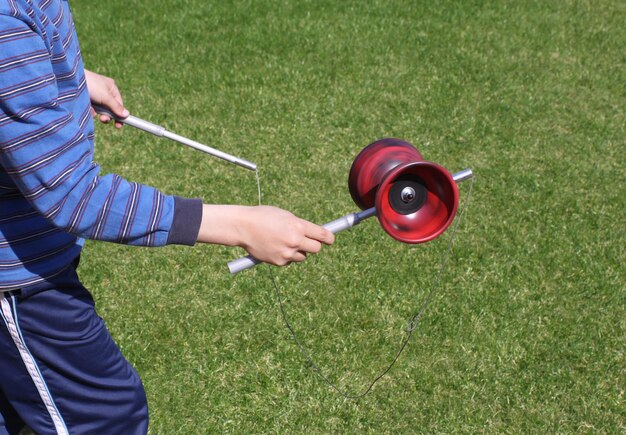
166;196;203;246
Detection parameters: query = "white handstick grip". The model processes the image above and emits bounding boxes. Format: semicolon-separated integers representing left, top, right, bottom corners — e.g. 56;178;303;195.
227;256;262;274
93;104;165;136
125;116;166;136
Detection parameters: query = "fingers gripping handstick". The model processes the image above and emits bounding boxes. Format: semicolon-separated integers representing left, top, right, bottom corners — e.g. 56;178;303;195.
227;207;378;274
92;104;257;171
228;138;474;275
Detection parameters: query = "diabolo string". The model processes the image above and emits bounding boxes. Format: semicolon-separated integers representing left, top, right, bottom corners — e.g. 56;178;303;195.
253;169;475;400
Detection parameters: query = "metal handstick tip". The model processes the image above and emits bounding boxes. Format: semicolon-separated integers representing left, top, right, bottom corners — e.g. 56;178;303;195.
236;159;257;171
452;169;473;183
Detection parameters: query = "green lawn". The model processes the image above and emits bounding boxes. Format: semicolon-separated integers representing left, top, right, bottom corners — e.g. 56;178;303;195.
72;0;624;432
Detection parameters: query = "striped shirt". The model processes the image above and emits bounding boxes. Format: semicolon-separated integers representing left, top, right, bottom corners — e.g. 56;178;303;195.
0;0;202;291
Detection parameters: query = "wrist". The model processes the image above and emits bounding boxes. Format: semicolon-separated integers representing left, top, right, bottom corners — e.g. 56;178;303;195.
197;204;250;247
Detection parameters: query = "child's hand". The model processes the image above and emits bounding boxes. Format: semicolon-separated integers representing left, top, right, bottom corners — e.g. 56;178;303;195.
84;69;128;128
197;205;335;266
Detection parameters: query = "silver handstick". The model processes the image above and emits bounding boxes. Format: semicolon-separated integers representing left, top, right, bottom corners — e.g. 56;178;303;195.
227;169;474;275
92;104;257;171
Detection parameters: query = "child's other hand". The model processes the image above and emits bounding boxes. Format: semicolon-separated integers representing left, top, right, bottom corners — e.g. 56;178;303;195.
85;69;128;128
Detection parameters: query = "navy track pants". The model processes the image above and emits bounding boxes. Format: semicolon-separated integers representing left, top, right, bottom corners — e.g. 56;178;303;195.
0;261;148;434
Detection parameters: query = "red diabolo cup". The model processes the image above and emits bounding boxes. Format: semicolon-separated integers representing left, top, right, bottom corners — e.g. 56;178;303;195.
348;138;459;244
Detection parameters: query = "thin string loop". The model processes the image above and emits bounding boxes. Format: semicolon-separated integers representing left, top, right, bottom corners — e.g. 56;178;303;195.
254;169;474;400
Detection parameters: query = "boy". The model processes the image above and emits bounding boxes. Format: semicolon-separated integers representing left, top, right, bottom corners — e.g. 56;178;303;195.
0;1;334;433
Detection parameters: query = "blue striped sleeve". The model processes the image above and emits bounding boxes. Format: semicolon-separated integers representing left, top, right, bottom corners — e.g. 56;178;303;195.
0;12;201;248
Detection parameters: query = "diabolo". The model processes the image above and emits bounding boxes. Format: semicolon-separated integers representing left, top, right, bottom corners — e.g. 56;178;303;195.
348;138;459;244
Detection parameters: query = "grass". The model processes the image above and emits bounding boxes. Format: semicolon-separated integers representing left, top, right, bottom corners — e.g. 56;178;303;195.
72;0;623;432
